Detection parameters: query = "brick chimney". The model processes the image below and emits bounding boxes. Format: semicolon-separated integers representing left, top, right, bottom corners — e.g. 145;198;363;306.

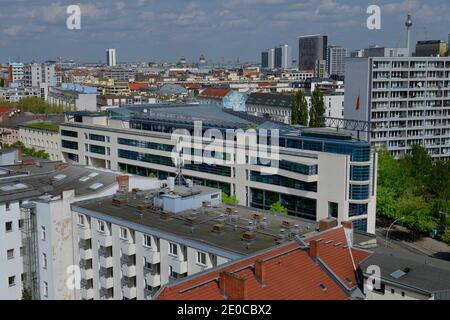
254;259;266;285
116;175;130;193
55;163;69;171
319;218;337;232
309;240;320;259
219;272;248;300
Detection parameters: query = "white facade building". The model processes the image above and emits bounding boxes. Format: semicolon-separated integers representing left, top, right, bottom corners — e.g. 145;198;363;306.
106;49;117;67
18;123;63;161
59;105;377;234
345;57;450;159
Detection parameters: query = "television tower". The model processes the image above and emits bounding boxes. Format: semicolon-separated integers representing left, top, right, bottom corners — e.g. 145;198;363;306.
405;13;413;55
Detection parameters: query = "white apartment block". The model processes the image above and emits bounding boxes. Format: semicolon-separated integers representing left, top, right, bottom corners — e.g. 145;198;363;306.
0;162;159;300
345;57;450;159
59;104;377;234
9;62;24;83
0;86;42;103
23;63;56;88
47;86;98;112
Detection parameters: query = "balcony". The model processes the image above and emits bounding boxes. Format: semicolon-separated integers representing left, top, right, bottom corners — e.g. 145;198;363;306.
100;276;114;289
144;269;161;287
169;259;188;275
80;267;94;280
78;227;91;240
79;248;92;260
98;234;113;247
100;255;113;268
120;242;136;256
81;287;94;300
122;263;137;277
143;250;161;264
122;286;137;300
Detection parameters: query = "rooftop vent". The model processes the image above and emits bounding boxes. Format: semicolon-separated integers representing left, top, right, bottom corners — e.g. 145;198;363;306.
242;231;256;241
213;224;225;233
225;207;237;215
245;221;256;232
252;213;264;221
215;214;226;224
277;228;287;240
259;217;269;229
282;220;295;229
160;211;173;220
185;216;198;226
112;198;126;207
202;201;211;208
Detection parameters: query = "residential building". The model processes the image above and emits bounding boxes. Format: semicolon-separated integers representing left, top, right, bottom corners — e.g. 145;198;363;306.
298;35;328;72
9;62;24;84
106;49;117;67
47;84;98;111
23;63;56;88
361;246;450;300
71;182;322;300
0;86;42;103
363;46;409;58
415;40;448;57
59;104;377;234
245;92;344;124
196;88;232;105
280;71;314;81
0;161;159;300
18;120;64;161
328;45;348;77
344;56;450;159
155;225;371;300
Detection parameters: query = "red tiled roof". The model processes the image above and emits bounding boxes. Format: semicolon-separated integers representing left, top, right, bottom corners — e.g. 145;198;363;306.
180;83;202;90
304;227;372;290
128;82;149;91
155;227;375;301
198;87;231;99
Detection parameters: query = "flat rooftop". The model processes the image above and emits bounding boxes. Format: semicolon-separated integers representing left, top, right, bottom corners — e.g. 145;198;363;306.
73;189;318;257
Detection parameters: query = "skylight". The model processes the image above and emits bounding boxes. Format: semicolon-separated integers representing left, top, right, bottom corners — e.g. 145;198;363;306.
79;176;91;182
88;172;99;178
89;183;104;190
390;270;407;279
53;174;67;181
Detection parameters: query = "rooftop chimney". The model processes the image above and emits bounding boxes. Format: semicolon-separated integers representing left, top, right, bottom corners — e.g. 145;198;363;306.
309;240;320;259
117;175;129;193
55;163;69;171
219;272;248;300
254;259;266;285
319;218;337;232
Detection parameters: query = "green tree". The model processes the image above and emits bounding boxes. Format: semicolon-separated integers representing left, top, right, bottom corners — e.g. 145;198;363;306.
376;186;397;219
270;201;288;215
291;92;299;125
396;195;436;234
309;86;325;127
298;91;309;126
222;192;239;204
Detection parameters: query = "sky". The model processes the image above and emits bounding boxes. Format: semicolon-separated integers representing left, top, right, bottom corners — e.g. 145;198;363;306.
0;0;449;64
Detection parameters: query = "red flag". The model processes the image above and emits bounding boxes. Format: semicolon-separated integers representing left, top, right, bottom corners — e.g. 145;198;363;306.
356;95;361;111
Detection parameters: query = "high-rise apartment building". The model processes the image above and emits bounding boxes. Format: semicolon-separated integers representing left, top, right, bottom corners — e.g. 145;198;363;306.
106;49;117;67
328;45;348;77
9;62;24;84
345;57;450;159
23;63;56;88
298;35;328;72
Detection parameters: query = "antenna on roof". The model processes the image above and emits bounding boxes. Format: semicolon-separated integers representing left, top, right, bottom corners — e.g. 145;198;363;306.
174;137;188;187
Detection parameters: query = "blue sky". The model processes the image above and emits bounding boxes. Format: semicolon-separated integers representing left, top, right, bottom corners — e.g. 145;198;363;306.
0;0;449;63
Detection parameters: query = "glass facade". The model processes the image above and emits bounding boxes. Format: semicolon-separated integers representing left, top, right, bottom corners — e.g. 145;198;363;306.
61;130;78;138
62;140;78;150
350;166;370;181
250;171;317;192
349;203;368;217
352;218;368;232
89;134;106;142
89;145;106;155
250;188;317;220
255;158;318;175
349;185;370;200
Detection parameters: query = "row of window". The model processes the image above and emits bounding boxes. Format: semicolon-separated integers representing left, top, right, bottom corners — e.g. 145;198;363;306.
250;171;318;192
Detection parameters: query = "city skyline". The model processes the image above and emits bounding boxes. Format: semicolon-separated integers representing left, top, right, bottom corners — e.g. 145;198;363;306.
1;0;450;63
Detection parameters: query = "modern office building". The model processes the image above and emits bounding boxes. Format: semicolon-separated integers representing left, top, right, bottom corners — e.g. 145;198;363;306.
345;56;450;159
298;35;328;72
59;104;377;234
274;45;292;70
328;45;348;77
415;40;448;57
261;51;269;70
106;49;117;67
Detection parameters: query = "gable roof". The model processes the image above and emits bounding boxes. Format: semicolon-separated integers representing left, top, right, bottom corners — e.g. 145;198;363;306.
155;227;373;300
198;88;232;99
